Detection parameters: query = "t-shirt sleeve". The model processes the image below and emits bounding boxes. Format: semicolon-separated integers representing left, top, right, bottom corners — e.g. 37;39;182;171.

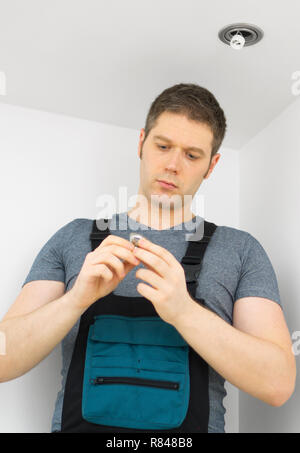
234;233;282;309
21;220;76;288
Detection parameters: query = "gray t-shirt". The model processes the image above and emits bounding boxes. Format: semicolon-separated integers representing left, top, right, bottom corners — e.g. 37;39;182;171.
22;211;282;433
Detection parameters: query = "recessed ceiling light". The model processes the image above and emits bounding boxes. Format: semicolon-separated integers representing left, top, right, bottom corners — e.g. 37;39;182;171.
218;23;264;50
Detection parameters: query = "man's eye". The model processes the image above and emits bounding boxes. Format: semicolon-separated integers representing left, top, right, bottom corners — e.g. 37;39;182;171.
187;153;198;160
157;145;198;160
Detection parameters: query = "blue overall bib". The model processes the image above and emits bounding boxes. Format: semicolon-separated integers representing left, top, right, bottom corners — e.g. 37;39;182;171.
60;218;218;433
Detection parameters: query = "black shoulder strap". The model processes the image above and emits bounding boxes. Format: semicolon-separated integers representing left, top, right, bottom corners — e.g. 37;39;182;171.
182;220;218;265
180;220;218;283
90;218;112;251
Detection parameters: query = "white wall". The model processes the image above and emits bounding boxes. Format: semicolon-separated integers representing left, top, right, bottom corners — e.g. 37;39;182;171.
238;97;300;432
0;103;240;433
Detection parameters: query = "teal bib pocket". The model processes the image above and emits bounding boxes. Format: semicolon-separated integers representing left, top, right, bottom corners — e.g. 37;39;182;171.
82;315;190;430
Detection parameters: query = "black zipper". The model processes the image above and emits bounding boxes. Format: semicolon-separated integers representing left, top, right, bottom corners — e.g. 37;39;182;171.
90;376;179;390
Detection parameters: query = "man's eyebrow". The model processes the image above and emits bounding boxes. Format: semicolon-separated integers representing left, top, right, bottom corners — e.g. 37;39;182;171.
153;135;206;155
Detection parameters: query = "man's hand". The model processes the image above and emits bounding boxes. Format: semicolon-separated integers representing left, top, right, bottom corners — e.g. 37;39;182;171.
133;237;193;325
71;235;140;310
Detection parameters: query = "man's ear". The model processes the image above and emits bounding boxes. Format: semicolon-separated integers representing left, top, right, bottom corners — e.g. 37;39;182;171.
138;145;143;160
203;153;221;179
138;128;145;159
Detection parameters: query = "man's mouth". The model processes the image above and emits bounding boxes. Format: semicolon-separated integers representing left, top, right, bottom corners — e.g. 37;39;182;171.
157;180;177;189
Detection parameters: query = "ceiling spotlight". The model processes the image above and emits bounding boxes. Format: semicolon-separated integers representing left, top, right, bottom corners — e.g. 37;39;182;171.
218;23;264;50
230;32;245;50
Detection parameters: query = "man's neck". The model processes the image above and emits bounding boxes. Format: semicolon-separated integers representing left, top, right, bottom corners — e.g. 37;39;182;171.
127;207;196;230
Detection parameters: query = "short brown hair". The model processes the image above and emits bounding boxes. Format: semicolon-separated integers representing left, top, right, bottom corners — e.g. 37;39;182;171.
142;83;227;160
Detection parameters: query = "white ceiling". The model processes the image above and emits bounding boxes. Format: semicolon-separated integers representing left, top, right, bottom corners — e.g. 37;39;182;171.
0;0;299;150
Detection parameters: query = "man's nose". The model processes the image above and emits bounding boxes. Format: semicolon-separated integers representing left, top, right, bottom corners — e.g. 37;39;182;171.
164;149;182;171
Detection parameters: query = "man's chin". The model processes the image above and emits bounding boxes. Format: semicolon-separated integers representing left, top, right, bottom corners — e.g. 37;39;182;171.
150;193;183;209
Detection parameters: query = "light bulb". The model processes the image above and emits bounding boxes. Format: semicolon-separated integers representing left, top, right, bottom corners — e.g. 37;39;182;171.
230;33;245;50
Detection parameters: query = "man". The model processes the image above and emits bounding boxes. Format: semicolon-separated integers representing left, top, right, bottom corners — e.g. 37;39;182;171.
0;83;296;433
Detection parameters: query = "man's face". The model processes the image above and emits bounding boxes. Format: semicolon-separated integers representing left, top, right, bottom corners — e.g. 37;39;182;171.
137;111;221;212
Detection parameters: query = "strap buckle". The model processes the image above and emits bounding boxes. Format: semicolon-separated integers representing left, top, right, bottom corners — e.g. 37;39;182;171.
182;262;202;282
